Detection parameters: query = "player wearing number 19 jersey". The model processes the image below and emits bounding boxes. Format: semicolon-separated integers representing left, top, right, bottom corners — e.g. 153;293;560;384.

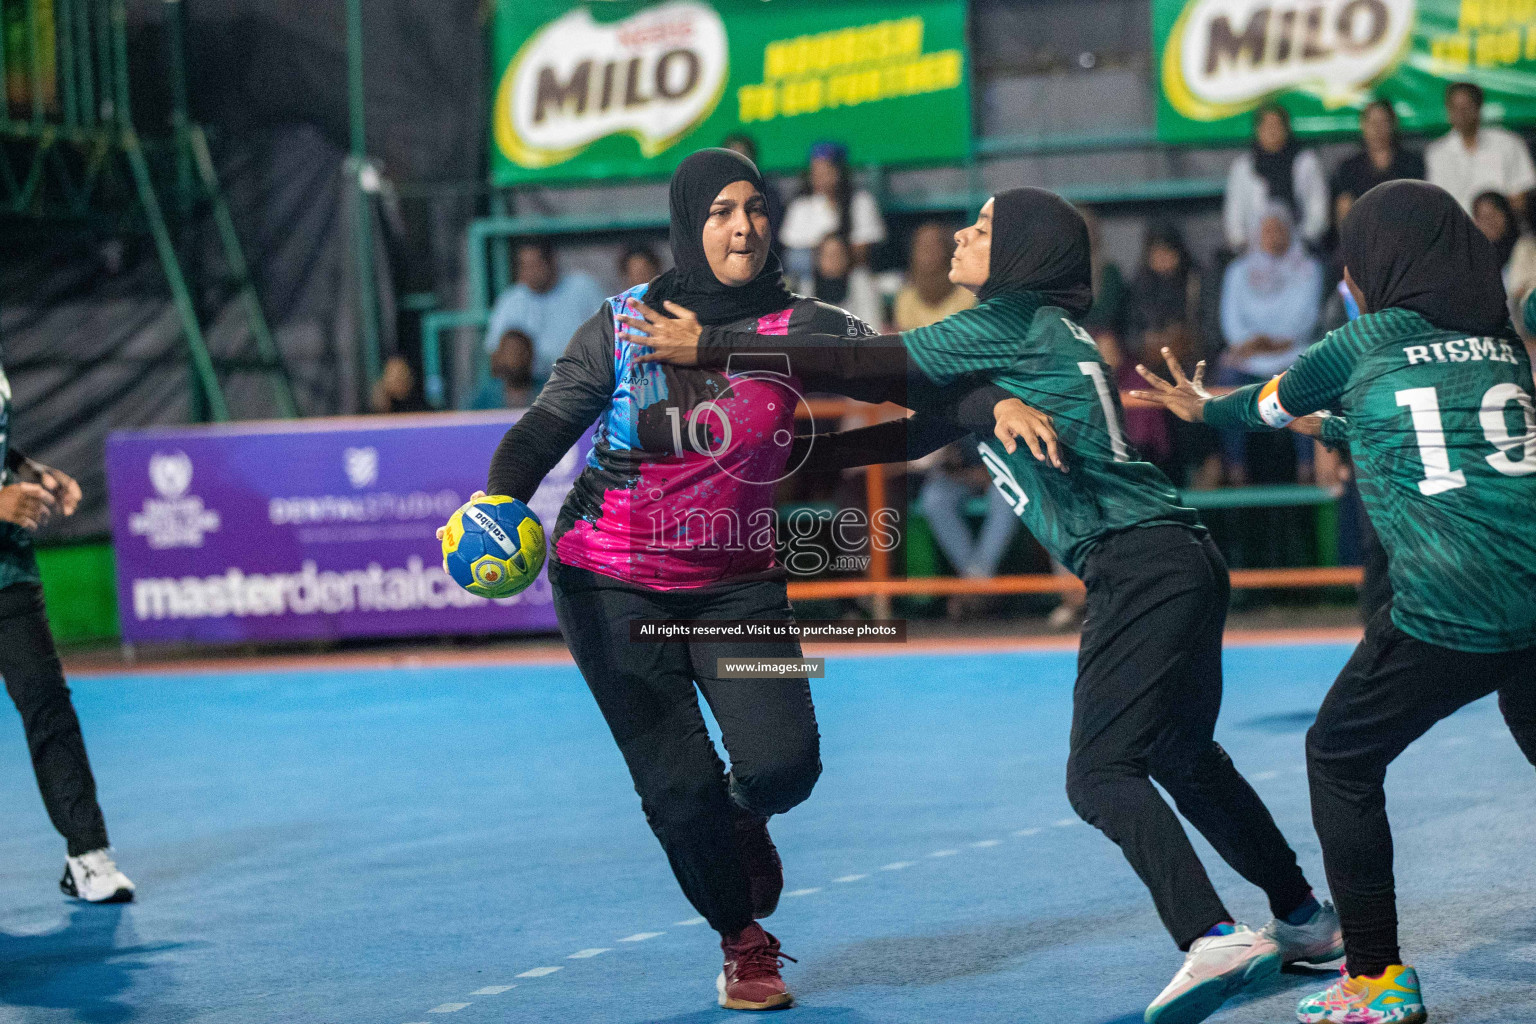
1206;307;1536;652
1180;180;1536;1024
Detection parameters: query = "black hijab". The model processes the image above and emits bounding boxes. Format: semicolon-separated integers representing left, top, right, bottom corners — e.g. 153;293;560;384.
1473;189;1519;268
978;187;1094;319
1252;105;1300;221
1341;180;1510;336
644;148;794;326
1130;221;1193;333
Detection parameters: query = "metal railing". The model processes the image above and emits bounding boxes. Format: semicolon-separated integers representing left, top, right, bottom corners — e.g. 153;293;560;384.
2;0;296;420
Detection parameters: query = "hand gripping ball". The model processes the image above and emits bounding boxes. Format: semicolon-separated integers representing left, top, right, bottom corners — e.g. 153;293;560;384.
441;495;546;599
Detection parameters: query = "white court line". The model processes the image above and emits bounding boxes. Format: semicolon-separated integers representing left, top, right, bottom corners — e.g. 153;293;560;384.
407;810;1133;1021
1251;771;1280;781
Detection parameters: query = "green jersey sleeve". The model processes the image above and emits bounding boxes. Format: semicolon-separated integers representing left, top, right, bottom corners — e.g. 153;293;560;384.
900;293;1043;386
1202;313;1389;431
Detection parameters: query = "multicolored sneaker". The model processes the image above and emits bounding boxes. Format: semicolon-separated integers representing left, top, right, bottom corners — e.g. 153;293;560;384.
1262;900;1345;965
717;922;796;1011
1296;964;1426;1024
1145;924;1281;1024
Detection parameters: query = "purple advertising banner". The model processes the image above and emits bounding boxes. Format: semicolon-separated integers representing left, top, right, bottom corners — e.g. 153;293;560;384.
105;411;589;644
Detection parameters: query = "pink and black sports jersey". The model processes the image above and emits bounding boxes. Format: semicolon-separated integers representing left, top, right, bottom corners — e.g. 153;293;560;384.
531;285;876;590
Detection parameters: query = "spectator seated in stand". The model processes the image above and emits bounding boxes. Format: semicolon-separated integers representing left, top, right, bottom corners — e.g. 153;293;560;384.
892;221;975;331
371;355;429;415
1120;222;1222;488
466;329;535;411
917;445;1020;621
618;245;663;292
810;233;884;329
1224;104;1330;253
1472;191;1536;318
484;238;606;387
778;141;886;291
1217;203;1324;484
1427;81;1536;216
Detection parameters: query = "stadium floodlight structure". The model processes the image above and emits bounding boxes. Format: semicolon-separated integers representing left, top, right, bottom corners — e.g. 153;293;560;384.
0;0;297;421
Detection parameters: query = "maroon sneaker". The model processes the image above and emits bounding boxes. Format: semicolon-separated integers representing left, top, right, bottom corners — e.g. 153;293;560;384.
731;809;783;918
717;922;796;1010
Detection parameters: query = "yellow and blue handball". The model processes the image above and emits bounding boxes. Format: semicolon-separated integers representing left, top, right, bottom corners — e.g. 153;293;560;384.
441;495;546;599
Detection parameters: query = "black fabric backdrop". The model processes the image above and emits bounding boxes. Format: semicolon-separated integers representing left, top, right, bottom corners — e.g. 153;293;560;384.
0;1;486;540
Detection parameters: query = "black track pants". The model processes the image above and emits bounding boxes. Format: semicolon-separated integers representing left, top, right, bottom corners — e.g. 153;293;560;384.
1;582;110;856
551;562;822;936
1307;603;1536;975
1067;526;1314;950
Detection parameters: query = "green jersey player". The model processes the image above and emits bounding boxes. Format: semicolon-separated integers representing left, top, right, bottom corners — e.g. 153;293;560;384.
1134;179;1536;1024
626;186;1343;1024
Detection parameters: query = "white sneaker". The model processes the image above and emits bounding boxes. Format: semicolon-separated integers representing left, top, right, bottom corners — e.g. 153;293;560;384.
1145;925;1280;1024
61;848;135;903
1262;900;1345;966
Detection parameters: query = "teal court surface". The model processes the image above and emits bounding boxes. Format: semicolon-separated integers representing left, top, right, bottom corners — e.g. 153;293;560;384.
3;638;1535;1024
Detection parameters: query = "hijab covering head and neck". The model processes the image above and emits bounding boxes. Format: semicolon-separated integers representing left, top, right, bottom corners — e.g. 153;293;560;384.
1342;179;1510;335
1252;105;1301;222
1237;202;1309;294
978;186;1094;319
1131;220;1193;331
645;148;794;326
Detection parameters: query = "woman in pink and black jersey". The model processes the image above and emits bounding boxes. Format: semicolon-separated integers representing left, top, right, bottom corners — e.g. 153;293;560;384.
472;150;880;1009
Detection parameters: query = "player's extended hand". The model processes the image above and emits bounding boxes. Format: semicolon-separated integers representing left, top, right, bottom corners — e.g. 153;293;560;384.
992;398;1065;471
0;482;56;531
1130;347;1211;423
620;299;703;366
17;458;81;516
438;490;487;572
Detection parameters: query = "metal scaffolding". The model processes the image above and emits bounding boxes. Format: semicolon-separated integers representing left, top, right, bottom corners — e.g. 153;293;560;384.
1;0;297;420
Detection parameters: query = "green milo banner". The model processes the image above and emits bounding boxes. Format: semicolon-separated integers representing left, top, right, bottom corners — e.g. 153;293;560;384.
490;0;971;185
1155;0;1536;141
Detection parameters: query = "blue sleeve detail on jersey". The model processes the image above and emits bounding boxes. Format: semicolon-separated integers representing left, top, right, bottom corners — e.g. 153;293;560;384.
602;283;669;452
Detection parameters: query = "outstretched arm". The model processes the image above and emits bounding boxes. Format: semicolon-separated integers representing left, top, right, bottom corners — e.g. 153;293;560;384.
796;383;1063;472
486;305;615;500
1131;325;1359;432
620;297;911;403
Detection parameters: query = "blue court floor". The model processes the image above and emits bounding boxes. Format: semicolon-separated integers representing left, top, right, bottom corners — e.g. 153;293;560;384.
3;642;1535;1024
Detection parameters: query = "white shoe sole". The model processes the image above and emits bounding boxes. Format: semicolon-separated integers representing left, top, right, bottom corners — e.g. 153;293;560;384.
1283;939;1345;967
1146;950;1281;1024
716;970;794;1011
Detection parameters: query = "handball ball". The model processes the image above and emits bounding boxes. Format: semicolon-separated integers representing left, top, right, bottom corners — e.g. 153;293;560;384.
441;495;545;599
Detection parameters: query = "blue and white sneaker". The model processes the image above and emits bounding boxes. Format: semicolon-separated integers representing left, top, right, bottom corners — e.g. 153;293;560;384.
1262;900;1345;966
1145;924;1281;1024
